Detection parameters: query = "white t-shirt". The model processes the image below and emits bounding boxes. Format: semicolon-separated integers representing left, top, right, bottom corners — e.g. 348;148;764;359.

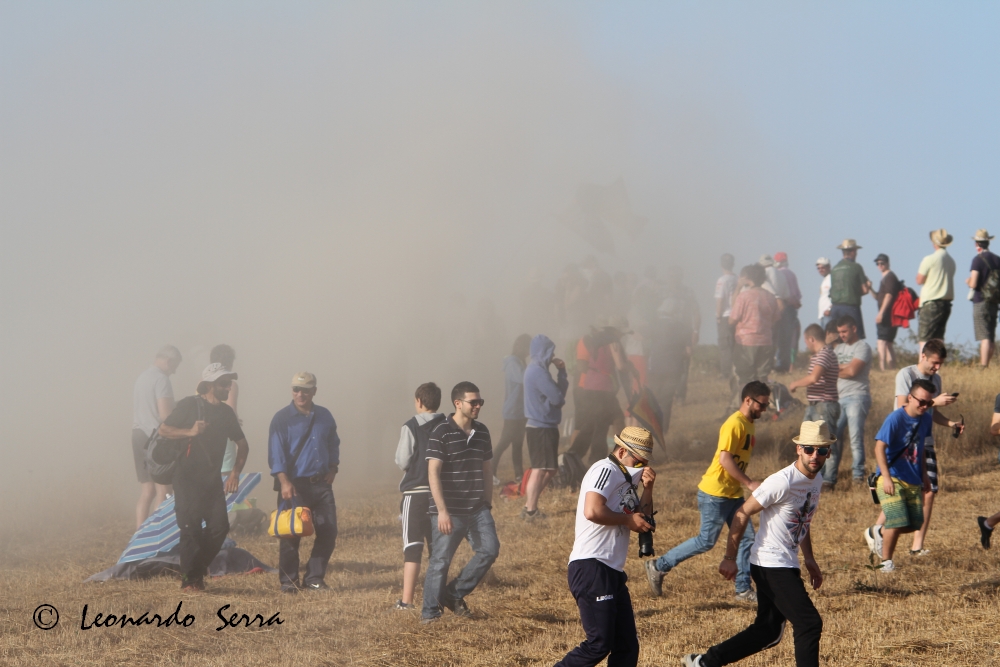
132;365;174;437
818;274;832;320
715;274;738;318
750;462;823;569
568;458;644;572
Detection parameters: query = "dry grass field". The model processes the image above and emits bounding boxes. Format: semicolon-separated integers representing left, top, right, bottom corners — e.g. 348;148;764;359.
5;358;1000;666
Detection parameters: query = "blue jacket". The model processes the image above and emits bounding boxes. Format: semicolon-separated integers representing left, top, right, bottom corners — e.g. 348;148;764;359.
524;334;568;429
502;355;527;420
268;402;340;479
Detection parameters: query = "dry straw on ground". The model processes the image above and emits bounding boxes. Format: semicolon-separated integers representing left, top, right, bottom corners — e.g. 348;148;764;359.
4;362;1000;666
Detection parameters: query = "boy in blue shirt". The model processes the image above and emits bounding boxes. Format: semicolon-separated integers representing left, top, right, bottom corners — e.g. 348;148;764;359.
871;378;935;572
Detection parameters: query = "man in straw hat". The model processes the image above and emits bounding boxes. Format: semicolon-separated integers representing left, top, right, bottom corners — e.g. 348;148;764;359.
645;381;772;604
916;228;956;351
966;229;1000;368
555;426;656;667
829;239;872;340
681;421;830;667
158;363;249;591
269;371;341;594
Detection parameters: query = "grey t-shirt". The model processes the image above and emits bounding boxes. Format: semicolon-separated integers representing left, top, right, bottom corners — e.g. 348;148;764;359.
894;365;943;446
132;365;174;437
835;340;872;398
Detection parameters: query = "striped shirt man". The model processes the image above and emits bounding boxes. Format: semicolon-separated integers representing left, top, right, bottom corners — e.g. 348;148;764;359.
426;416;492;515
806;347;840;403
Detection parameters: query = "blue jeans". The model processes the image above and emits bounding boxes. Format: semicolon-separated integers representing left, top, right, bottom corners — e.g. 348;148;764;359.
653;490;755;593
803;401;841;431
421;507;500;619
824;393;870;484
829;304;866;339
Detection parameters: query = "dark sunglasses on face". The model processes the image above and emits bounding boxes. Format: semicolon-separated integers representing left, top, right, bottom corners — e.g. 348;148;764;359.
292;386;314;394
750;396;770;410
909;393;933;409
461;398;485;407
800;445;830;457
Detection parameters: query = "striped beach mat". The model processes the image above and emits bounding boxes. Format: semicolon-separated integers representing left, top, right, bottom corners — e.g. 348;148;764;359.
117;472;261;564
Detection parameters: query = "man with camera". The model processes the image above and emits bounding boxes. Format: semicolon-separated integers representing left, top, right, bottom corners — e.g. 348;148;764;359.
554;426;656;667
158;363;249;591
268;372;341;594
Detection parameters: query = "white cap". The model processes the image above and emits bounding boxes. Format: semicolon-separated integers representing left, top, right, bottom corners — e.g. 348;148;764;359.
816;257;830;266
202;363;238;383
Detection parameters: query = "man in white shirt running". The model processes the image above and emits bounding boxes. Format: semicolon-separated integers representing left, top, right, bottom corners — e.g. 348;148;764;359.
682;421;831;667
554;427;656;667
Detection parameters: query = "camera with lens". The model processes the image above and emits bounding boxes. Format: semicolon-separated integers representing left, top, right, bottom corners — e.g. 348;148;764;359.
637;511;657;558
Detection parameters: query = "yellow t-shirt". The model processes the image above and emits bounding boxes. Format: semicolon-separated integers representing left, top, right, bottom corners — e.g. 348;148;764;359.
698;411;755;499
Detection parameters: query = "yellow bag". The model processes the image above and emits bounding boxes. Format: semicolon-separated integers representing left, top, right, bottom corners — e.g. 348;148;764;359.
268;501;314;538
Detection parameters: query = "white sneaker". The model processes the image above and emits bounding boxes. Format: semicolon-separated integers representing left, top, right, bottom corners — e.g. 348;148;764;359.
682;654;704;667
879;559;895;573
493;475;501;487
864;525;883;557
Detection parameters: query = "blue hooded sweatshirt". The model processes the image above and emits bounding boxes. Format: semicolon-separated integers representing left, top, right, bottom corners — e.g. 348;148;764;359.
524;334;569;429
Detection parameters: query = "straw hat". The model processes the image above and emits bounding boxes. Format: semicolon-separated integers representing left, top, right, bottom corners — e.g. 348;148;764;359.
614;426;654;460
836;239;861;250
792;420;837;446
973;229;995;242
929;228;953;247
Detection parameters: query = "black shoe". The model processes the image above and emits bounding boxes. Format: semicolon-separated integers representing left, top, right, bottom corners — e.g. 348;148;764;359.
305;581;331;591
281;586;299;595
180;576;205;592
450;598;473;618
978;516;993;550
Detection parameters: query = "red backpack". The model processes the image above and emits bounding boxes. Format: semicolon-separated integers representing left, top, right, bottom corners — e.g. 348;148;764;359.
891;282;920;328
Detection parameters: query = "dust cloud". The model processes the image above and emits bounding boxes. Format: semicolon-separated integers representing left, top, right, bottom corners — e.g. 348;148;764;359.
0;4;798;523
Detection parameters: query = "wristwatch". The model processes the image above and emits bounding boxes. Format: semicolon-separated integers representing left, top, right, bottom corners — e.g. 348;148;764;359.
722;555;736;561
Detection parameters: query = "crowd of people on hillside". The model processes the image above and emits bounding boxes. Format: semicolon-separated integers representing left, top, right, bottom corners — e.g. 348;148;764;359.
125;227;1000;667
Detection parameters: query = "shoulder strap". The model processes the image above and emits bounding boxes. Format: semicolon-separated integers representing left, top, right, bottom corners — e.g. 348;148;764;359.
284;410;318;475
607;454;638;493
886;420;921;469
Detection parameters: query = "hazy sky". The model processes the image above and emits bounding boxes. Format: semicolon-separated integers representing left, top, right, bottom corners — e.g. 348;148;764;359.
1;3;997;511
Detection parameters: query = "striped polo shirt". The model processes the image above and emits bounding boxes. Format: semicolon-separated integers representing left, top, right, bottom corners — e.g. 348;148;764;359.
426;415;492;516
806;346;840;402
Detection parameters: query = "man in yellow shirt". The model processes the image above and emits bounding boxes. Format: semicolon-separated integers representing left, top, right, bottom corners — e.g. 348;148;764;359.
644;381;771;603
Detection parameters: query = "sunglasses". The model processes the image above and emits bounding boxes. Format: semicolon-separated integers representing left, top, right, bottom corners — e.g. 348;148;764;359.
749;396;770;410
800;446;830;457
621;450;647;468
461;398;485;407
292;386;314;394
909;393;933;409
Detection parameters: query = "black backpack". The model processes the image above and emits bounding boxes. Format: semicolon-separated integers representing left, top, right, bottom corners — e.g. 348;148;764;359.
982;255;1000;305
144;399;202;485
554;451;588;491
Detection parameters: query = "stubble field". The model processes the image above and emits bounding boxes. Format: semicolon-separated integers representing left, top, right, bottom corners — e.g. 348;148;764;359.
4;359;1000;666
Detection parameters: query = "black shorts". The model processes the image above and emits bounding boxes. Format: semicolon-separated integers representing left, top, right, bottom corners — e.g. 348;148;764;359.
526;427;560;470
132;428;152;484
400;492;432;562
876;322;898;342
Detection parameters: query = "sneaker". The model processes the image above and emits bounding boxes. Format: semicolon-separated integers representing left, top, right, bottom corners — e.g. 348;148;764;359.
864;525;883;557
979;516;993;549
420;615;440;625
281;586;299;595
879;559;895;573
450;598;473;618
644;559;664;597
909;548;931;557
734;589;757;603
682;654;705;667
520;507;547;522
394;600;415;611
493;475;501;487
305;581;331;591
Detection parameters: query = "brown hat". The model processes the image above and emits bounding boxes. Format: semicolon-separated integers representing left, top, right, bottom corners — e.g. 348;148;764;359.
836;239;861;251
973;229;995;242
291;371;317;389
792;420;837;446
929;228;953;247
613;426;654;460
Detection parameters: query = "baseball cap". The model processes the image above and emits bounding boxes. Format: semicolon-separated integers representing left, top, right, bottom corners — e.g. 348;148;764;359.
773;251;788;263
291;371;317;389
202;363;237;383
874;253;889;264
816;257;830;266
